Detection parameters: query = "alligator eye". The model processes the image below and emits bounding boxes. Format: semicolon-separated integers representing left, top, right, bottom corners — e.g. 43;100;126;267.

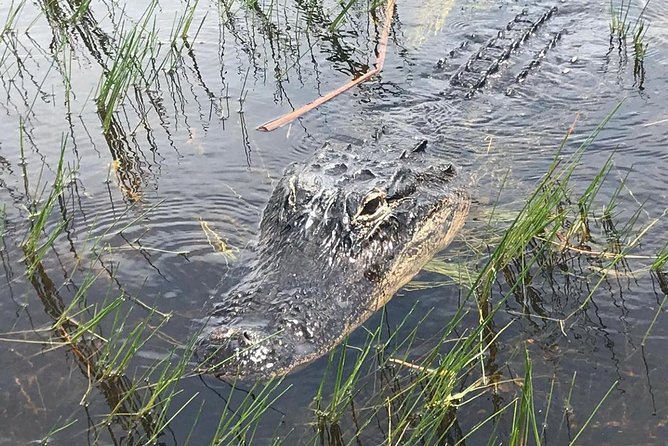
353;191;388;224
360;196;384;216
242;331;252;343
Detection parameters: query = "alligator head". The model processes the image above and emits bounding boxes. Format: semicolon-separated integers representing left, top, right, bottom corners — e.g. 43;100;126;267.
195;140;469;380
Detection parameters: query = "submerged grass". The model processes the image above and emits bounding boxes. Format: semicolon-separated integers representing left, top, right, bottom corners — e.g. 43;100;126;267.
0;204;6;240
15;144;195;443
328;0;384;31
609;0;633;39
508;349;540;446
210;378;290;445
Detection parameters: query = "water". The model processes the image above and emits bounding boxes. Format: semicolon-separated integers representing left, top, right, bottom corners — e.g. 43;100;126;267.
0;0;666;444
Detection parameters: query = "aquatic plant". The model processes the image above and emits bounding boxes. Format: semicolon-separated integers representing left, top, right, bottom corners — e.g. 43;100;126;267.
95;1;159;131
653;245;668;272
20;136;71;276
209;378;289;446
609;0;633;40
608;0;650;87
609;0;649;40
0;205;6;241
0;0;26;40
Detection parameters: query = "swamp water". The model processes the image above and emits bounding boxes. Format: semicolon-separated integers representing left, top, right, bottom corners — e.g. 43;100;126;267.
0;0;667;444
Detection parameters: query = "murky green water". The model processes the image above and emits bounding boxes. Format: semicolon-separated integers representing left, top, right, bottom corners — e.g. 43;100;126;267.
0;0;667;444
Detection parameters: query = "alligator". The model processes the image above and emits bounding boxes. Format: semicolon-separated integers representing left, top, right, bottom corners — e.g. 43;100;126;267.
195;5;564;380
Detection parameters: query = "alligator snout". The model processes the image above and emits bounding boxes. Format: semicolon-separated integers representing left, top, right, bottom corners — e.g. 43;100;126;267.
195;323;293;380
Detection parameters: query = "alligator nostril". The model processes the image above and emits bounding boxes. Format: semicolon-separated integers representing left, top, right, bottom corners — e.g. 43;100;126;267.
242;331;252;343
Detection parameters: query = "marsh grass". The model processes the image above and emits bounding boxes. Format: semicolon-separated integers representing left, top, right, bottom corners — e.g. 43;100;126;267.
164;0;204;70
21;214;165;441
96;1;159;131
0;204;6;239
609;0;649;40
95;0;203;131
609;0;633;39
14;138;195;443
12;134;292;445
643;265;668;346
652;243;668;272
24;251;162;442
386;314;507;445
508;349;540;446
464;105;664;310
68;0;93;24
20;137;71;276
328;0;384;32
313;305;425;414
414;119;618;299
210;378;290;445
506;351;617;446
632;19;649;59
310;302;484;444
609;0;650;86
0;0;26;40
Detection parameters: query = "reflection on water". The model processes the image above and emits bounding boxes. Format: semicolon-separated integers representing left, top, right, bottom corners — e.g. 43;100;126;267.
0;0;667;444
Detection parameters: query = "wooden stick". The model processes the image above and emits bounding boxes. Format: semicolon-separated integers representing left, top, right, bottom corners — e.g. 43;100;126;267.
374;0;395;72
256;69;378;132
256;0;396;132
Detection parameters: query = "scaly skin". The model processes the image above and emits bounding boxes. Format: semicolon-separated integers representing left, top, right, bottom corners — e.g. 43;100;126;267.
195;141;468;380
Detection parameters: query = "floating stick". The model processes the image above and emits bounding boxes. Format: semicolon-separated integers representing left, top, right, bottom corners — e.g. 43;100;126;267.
256;0;396;132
